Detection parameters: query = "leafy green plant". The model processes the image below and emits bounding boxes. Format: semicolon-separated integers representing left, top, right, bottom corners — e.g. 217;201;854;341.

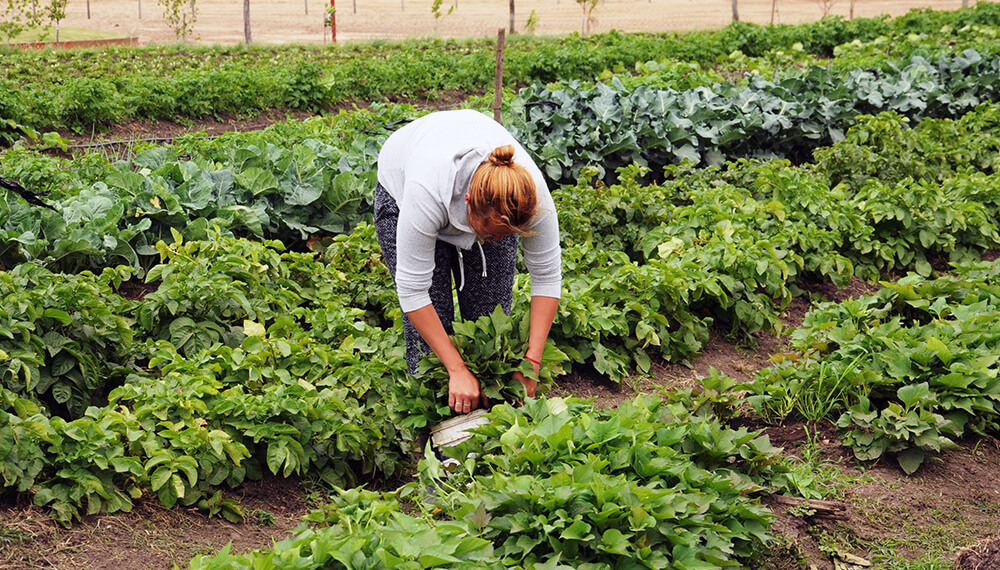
425;396;781;568
508;50;1000;187
410;306;570;428
837;388;961;475
0;263;136;418
745;260;1000;473
137;233;306;357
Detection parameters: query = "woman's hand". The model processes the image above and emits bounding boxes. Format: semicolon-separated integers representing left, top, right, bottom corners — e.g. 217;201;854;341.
449;367;487;414
513;358;539;398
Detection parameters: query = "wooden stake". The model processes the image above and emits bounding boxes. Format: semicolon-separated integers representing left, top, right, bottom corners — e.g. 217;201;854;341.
768;495;848;520
493;28;505;123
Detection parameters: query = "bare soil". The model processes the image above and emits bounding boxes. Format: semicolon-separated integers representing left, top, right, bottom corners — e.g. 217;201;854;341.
52;0;974;46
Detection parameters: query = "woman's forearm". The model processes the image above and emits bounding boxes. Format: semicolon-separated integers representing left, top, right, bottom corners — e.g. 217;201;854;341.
525;296;559;361
406;305;467;373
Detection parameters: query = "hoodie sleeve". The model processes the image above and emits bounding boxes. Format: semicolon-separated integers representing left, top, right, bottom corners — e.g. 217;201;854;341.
522;175;562;299
394;180;447;313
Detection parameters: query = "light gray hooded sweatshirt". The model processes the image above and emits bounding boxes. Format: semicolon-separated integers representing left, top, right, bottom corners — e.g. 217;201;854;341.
376;109;562;313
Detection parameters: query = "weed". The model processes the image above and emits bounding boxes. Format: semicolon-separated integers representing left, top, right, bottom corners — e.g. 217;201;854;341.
0;524;32;547
783;424;850;500
252;509;275;527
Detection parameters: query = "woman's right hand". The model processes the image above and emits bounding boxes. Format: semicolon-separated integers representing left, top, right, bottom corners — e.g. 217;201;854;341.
449;367;486;414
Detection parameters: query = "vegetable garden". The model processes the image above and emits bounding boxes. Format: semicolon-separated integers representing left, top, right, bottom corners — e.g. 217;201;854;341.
3;3;1000;568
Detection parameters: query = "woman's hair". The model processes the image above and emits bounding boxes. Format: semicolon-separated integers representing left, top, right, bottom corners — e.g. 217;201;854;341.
467;144;537;237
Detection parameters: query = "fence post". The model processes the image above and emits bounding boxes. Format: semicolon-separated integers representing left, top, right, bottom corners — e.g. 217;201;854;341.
493;28;506;123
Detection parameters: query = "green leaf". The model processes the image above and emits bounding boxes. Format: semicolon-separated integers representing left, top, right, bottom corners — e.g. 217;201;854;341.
51;381;73;404
150;466;171;491
925;337;953;364
266;442;287;475
236;167;281;196
897;447;925;475
42;308;72;326
600;528;631;555
243;320;266;337
897;383;931;409
560;519;593;541
0;427;15;460
914;259;932;277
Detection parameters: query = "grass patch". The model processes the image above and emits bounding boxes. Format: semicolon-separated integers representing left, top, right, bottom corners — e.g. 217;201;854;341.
4;27;130;43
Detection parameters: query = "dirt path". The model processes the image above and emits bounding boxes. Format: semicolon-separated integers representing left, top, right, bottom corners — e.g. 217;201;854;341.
55;0;971;45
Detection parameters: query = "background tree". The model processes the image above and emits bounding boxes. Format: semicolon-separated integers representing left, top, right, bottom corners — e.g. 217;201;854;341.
431;0;454;21
732;0;739;21
576;0;597;34
817;0;836;17
158;0;198;41
45;0;67;43
0;0;44;42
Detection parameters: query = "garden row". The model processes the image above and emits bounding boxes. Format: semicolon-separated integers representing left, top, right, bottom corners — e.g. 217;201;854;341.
5;43;1000;276
183;252;1000;567
190;392;792;569
3;97;1000;535
2;2;1000;140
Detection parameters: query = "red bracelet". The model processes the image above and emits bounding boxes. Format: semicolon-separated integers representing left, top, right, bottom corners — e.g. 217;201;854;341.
524;355;541;366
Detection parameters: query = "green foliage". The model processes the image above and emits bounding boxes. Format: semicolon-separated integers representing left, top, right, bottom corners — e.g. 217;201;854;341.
426;396;780;568
0;263;135;418
508;50;1000;186
191;393;801;569
555;243;710;380
307;222;398;329
2;4;999;137
192;487;499;569
411;306;570;428
0;0;45;42
8;7;1000;540
744;260;1000;473
138;233;306;356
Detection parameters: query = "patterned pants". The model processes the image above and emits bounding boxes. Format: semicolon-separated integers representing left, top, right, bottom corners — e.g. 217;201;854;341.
373;183;519;374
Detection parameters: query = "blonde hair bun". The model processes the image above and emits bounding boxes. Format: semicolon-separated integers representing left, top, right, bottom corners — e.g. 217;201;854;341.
488;145;516;167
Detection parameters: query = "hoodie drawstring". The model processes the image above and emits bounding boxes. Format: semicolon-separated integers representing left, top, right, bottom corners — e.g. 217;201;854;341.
456;243;488;292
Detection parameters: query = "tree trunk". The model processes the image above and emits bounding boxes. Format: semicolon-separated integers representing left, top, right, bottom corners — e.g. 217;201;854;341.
962;0;969;6
138;0;141;19
771;0;777;24
850;0;856;19
243;0;251;43
508;0;514;34
731;0;739;22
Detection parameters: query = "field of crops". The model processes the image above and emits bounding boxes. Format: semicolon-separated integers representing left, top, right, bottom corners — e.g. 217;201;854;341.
3;3;1000;569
